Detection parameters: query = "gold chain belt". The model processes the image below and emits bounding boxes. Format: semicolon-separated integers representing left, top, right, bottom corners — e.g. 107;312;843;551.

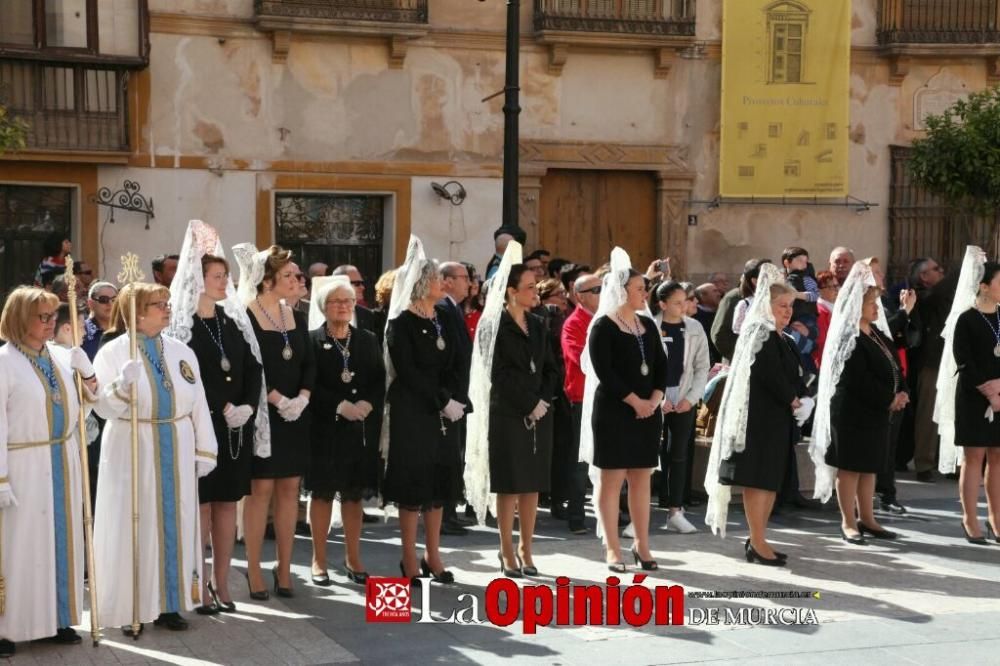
117;413;191;425
8;435;72;451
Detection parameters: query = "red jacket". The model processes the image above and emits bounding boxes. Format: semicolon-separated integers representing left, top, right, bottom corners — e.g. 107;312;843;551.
814;301;832;368
561;305;593;403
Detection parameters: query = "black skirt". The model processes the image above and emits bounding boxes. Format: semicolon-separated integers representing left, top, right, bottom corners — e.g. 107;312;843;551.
200;421;254;502
954;309;1000;447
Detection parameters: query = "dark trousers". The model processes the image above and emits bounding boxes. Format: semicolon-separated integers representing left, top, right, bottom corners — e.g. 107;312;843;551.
567;402;589;525
658;409;696;508
549;393;574;509
877;410;904;500
443;416;467;521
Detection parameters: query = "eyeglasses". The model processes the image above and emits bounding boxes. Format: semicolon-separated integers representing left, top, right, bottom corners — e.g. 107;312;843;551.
92;294;116;305
148;301;172;311
294;274;306;282
37;312;57;324
578;286;602;295
349;280;365;287
327;298;355;307
447;274;470;281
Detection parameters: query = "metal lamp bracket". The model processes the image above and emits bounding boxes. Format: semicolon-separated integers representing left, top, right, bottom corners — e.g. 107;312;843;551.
90;180;155;229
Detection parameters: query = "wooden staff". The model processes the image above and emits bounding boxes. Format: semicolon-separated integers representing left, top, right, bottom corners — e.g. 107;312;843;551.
64;256;102;646
117;253;144;640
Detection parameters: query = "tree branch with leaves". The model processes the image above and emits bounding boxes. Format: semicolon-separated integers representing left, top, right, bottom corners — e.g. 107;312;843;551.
908;86;1000;217
0;102;28;154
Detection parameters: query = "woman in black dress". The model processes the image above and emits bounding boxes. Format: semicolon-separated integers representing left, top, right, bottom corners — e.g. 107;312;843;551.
383;259;463;584
589;269;667;572
826;285;909;544
244;246;316;599
718;282;804;565
490;265;558;577
189;254;262;611
307;279;384;585
953;261;1000;543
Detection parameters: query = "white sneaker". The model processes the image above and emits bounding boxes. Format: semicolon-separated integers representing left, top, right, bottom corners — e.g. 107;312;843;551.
664;510;697;534
622;522;635;538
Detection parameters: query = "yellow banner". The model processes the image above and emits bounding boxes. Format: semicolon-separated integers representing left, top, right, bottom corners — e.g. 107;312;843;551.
720;0;851;197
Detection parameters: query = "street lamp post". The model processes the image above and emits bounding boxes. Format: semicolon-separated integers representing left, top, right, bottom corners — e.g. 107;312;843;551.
483;0;525;242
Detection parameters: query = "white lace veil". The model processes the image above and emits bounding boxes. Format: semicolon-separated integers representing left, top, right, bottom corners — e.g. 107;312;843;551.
464;241;522;525
809;261;877;501
704;262;783;537
308;276;352;331
578;247;634;543
232;243;270;307
167;220;271;458
936;245;986;473
379;235;427;458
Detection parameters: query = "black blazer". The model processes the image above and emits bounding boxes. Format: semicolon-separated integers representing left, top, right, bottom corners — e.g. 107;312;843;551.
437;297;473;407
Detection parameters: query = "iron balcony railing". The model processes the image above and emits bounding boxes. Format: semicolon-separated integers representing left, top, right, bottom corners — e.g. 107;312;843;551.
534;0;696;36
0;59;129;152
878;0;1000;45
255;0;428;25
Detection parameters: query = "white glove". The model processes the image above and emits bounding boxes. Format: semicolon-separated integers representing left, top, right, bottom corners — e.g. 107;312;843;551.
0;482;17;508
337;400;363;422
441;399;465;422
118;359;143;388
793;396;815;427
70;346;95;378
275;395;292;412
279;395;309;422
223;404;253;429
196;458;217;478
529;399;550;422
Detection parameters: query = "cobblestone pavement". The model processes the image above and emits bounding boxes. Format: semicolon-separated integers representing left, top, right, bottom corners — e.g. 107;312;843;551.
10;472;1000;665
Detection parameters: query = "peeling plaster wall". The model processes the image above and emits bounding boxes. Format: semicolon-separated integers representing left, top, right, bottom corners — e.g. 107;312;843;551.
411;177;502;265
106;0;994;281
96;167;255;280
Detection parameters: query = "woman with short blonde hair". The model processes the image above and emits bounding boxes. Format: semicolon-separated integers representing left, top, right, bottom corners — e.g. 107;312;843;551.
0;286;97;656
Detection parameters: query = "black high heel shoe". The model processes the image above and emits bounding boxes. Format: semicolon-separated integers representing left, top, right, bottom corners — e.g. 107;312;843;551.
963;523;988;545
630;545;658;571
840;528;867;545
498;552;523;578
987;522;1000;544
744;542;786;566
245;572;269;601
344;562;369;585
420;557;455;584
858;521;897;540
272;566;294;598
208;581;236;613
745;539;787;561
515;554;538;577
399;561;422;587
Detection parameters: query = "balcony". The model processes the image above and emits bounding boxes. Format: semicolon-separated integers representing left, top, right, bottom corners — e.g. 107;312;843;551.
0;59;129;154
254;0;429;66
533;0;697;77
876;0;1000;83
878;0;1000;44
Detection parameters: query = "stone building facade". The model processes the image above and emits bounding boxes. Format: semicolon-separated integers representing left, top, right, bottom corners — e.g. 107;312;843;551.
2;0;998;290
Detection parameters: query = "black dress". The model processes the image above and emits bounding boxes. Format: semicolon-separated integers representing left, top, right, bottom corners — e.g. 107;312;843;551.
719;332;801;491
954;308;1000;447
489;310;559;493
305;325;385;501
248;307;316;478
189;306;262;502
826;330;900;473
589;314;668;469
382;310;461;509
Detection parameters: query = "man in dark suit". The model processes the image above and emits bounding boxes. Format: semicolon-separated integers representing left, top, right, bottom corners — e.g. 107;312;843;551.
437;261;474;535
